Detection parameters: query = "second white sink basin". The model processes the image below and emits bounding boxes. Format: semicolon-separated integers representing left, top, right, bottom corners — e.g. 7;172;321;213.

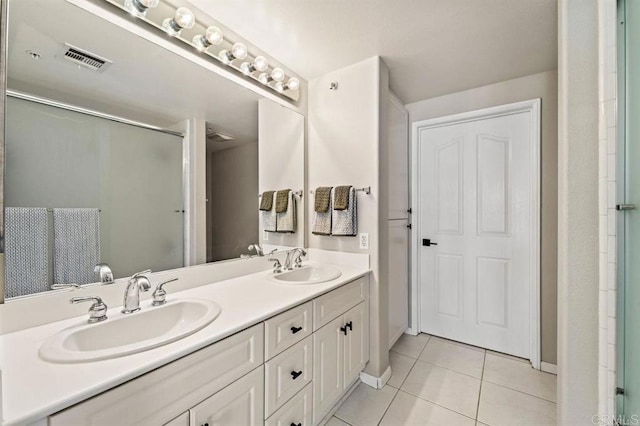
39;298;221;363
269;265;342;285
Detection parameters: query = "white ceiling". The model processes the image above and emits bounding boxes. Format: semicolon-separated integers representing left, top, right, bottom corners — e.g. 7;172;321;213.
7;0;261;148
186;0;558;103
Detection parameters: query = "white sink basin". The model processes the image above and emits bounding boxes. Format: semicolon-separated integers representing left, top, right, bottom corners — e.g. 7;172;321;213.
39;299;221;363
268;265;342;285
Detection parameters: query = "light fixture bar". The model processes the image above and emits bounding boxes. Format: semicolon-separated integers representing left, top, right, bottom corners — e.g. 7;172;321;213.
105;0;300;101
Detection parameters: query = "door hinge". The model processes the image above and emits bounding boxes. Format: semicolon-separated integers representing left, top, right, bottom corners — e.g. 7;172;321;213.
407;208;412;214
616;204;636;211
616;387;625;395
407;224;412;230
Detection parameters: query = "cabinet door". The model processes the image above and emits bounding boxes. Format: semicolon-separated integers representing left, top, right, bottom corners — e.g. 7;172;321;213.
312;316;344;424
265;383;313;426
343;302;369;386
265;335;313;417
190;366;264;426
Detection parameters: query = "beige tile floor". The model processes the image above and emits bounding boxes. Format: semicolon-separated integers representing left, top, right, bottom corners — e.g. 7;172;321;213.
328;333;557;426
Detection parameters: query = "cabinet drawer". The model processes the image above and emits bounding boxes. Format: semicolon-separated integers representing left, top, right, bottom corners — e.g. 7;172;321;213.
313;277;366;330
265;335;313;417
190;366;264;426
265;383;313;426
265;301;312;360
49;324;264;426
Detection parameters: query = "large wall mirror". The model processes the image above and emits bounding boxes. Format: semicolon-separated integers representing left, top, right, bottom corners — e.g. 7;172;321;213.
2;0;305;301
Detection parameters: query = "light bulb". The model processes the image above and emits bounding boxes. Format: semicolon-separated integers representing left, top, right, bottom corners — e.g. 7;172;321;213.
254;56;268;72
204;26;223;45
124;0;159;16
174;7;195;29
274;82;284;93
218;50;231;65
240;62;252;75
163;7;195;36
193;26;223;51
271;67;285;82
258;72;270;85
231;42;248;60
286;77;300;91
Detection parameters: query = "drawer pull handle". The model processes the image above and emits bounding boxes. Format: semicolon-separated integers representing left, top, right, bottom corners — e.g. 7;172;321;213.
340;325;348;335
291;326;303;334
346;321;353;331
290;423;302;426
291;370;303;380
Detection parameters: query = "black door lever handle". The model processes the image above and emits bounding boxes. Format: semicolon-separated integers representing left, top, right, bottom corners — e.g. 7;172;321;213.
422;238;438;246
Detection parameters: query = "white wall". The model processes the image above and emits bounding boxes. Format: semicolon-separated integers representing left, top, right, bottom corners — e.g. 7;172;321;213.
308;56;390;377
406;70;558;364
558;0;600;424
258;99;305;248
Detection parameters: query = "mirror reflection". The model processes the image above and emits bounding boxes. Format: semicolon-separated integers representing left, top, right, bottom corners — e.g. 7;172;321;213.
3;0;304;299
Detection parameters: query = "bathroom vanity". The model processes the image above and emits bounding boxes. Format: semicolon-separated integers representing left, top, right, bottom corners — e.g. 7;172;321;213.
0;260;370;426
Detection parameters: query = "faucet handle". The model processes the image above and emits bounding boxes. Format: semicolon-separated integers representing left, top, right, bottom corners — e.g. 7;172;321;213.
152;278;179;306
268;258;283;273
70;296;108;323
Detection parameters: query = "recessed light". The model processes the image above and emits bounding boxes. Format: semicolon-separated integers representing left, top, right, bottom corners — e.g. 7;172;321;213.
25;50;41;60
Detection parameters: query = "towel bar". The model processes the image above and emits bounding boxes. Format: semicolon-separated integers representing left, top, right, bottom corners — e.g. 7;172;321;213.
259;190;303;198
309;186;371;195
46;208;102;212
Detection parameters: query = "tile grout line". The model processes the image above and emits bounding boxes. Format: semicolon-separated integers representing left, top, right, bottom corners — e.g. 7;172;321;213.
476;350;487;421
394;388;478;423
412;357;484;381
480;379;558;405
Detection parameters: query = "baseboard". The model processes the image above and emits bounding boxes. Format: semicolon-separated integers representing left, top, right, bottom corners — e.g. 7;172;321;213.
404;327;419;336
540;362;557;375
360;365;392;389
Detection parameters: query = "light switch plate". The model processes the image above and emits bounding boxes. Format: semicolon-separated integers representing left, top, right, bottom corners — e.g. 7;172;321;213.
359;233;369;249
263;231;269;241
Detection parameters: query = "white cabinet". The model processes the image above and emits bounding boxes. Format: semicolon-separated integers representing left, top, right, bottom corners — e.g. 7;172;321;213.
265;301;312;360
265;335;313;417
48;276;370;426
265;383;312;426
312;315;344;423
313;301;368;424
190;366;264;426
49;324;264;426
343;303;369;385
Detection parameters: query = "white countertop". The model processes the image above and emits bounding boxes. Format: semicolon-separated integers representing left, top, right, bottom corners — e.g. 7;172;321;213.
0;263;370;425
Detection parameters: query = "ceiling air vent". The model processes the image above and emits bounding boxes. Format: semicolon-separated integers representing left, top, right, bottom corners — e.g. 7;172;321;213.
207;131;235;143
58;43;112;72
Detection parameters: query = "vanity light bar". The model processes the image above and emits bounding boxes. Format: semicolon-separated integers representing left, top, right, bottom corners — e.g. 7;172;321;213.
107;0;300;101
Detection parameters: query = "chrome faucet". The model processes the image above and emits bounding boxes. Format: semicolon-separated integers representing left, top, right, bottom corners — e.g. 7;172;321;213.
268;258;283;273
122;269;151;314
70;296;108;323
284;248;307;270
293;248;307;268
94;263;114;284
248;244;264;257
151;278;179;306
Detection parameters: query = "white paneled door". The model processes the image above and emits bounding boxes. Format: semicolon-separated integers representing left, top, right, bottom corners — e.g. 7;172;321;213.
417;105;539;360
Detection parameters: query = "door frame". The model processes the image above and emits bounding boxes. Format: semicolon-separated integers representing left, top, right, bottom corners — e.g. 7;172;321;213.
409;99;541;369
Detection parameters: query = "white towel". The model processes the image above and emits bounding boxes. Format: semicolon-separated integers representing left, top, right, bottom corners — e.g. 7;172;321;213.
331;187;357;236
5;207;49;298
53;208;101;285
312;190;332;235
276;190;296;233
262;200;276;232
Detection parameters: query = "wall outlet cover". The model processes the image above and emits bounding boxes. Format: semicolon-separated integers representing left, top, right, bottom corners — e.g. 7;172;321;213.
359;233;369;249
263;231;269;241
